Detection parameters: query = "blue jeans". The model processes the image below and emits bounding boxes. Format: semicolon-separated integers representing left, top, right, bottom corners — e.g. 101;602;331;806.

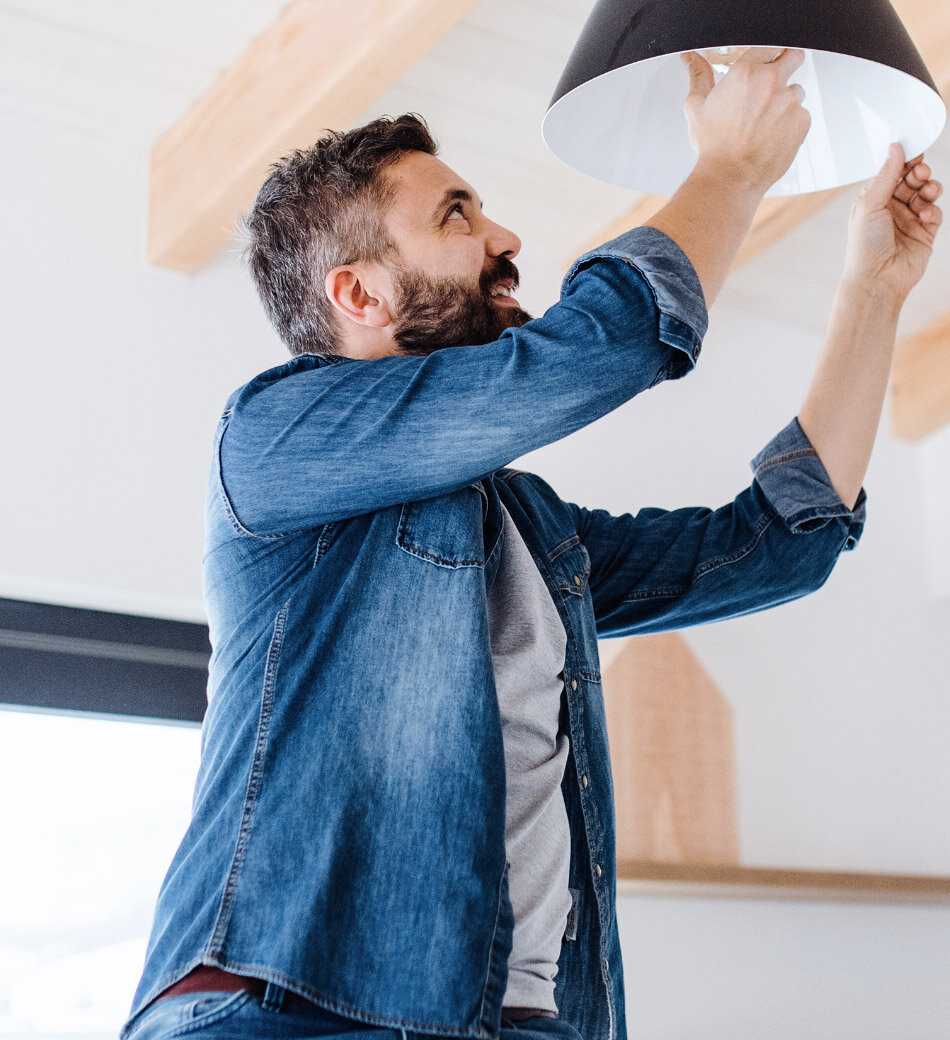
123;981;584;1040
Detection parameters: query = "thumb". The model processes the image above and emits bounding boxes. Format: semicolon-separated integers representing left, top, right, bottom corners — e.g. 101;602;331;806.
862;142;905;210
681;51;714;104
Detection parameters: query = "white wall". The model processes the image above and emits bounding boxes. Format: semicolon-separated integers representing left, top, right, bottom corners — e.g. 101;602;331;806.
1;109;276;620
617;893;950;1038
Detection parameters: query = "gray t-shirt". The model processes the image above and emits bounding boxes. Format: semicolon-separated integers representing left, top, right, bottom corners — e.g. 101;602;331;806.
487;500;573;1013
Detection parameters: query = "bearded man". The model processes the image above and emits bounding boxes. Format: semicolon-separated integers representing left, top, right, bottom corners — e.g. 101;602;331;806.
121;47;942;1040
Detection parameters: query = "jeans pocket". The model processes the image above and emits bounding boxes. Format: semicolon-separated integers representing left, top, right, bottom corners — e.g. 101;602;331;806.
123;994;191;1040
161;990;253;1038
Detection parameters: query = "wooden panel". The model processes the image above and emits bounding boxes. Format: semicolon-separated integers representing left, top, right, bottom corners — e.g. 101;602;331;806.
890;312;950;440
148;0;478;271
567;189;841;273
899;0;950;71
618;861;950;904
603;633;739;865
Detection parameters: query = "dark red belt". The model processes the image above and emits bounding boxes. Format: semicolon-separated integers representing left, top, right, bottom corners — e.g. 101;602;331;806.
150;965;318;1014
502;1006;558;1021
152;965;555;1023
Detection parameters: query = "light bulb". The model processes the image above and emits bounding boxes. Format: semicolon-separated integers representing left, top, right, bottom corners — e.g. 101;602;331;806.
697;44;786;77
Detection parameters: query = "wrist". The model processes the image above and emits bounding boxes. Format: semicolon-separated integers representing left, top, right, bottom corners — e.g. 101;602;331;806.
836;275;905;319
691;156;768;200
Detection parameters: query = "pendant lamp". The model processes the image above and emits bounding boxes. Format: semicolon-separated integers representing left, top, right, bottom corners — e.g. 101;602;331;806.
541;0;946;196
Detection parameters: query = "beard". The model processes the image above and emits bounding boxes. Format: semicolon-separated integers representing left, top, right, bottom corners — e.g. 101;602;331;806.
388;260;533;358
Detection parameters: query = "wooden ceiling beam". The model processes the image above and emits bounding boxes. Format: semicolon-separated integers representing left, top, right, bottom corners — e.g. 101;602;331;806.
147;0;477;272
568;188;842;273
900;0;950;67
890;312;950;440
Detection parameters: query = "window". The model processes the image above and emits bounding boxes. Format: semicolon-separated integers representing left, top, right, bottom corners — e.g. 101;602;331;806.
1;708;200;1037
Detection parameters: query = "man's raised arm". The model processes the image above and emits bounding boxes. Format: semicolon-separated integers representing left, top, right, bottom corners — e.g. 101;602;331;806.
218;52;821;535
641;47;811;308
220;233;705;534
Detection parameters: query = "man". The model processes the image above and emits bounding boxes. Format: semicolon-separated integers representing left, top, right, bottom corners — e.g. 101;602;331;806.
120;48;941;1040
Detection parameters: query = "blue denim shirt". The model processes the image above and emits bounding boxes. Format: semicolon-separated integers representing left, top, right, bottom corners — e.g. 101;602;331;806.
121;226;866;1040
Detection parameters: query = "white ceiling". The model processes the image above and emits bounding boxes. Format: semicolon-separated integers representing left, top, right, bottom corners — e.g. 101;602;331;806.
0;1;288;141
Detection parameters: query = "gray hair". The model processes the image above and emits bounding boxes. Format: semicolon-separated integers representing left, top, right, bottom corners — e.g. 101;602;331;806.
237;113;439;357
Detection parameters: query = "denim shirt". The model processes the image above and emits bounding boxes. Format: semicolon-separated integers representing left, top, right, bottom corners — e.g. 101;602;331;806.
121;226;866;1040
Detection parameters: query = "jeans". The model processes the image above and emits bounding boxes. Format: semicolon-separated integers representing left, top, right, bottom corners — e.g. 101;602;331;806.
122;981;584;1040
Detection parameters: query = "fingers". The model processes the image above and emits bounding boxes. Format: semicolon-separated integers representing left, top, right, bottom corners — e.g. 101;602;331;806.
868;143;944;231
905;153;925;172
768;47;806;82
681;51;715;100
891;206;933;248
908;179;942;220
894;159;932;201
862;142;907;210
893;157;941;218
909;188;943;225
903;159;930;189
891;193;941;244
889;157;944;233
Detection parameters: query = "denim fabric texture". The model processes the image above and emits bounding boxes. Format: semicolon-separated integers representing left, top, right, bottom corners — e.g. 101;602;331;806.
122;985;583;1040
120;226;866;1040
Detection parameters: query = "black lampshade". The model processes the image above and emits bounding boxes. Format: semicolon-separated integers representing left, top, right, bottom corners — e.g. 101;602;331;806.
542;0;946;196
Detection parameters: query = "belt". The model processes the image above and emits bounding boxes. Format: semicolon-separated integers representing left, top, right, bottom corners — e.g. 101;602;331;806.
153;965;555;1024
502;1006;558;1021
150;965;318;1014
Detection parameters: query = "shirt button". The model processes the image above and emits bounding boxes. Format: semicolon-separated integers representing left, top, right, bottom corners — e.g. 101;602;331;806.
571;678;578;690
573;575;582;586
581;774;589;789
594;863;603;878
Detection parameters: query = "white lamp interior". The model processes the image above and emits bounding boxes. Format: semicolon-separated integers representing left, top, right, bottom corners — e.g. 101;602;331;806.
542;46;947;197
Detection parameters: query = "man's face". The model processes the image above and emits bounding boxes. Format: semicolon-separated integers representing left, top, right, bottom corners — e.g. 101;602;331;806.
380;152;533;357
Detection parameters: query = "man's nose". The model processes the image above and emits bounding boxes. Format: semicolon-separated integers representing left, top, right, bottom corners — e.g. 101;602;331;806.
485;220;521;262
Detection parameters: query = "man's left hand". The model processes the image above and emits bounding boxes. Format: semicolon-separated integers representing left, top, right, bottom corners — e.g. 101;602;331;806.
842;142;942;303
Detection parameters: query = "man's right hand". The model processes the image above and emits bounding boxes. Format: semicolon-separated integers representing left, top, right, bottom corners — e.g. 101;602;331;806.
681;47;811;193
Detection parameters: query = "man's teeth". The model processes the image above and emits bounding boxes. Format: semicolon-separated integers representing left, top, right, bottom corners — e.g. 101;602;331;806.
491;285;514;297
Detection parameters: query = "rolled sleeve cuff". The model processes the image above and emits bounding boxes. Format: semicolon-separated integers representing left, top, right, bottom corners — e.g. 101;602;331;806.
561;225;709;381
750;416;867;551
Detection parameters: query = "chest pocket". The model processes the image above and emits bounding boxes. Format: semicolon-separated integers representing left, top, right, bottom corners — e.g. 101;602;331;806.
396;483;488;569
548;537;591;597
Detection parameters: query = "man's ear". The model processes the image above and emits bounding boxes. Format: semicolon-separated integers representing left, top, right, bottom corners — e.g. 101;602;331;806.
324;265;393;327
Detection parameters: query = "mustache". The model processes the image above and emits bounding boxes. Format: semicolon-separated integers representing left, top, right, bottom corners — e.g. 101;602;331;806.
481;259;519;295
